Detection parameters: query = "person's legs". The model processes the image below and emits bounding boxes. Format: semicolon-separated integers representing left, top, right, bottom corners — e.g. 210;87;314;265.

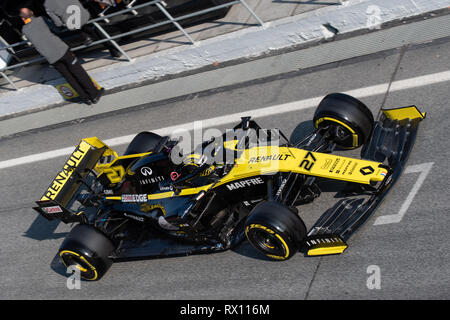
64;52;99;99
53;53;91;102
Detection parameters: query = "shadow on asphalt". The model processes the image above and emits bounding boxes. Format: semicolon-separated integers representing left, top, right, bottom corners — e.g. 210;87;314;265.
23;215;68;241
231;241;275;262
50;254;68;279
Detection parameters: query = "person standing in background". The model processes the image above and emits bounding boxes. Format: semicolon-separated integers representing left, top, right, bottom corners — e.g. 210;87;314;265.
20;6;104;105
44;0;121;57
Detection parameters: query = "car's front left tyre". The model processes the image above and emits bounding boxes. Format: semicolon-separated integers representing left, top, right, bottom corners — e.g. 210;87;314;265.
245;201;307;261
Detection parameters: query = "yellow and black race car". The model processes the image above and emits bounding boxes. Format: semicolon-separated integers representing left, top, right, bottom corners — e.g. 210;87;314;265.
34;93;425;280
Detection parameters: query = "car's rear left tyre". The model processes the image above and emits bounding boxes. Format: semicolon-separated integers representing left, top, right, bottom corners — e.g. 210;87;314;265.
313;93;374;149
59;224;115;281
245;201;307;260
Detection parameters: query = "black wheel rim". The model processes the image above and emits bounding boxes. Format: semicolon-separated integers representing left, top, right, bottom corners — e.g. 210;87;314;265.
61;252;96;280
249;229;286;257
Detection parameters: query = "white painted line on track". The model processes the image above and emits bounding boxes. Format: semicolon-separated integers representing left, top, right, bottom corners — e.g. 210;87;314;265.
374;162;434;225
0;70;449;170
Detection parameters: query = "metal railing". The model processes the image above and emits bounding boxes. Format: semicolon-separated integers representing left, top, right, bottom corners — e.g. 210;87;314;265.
0;0;264;91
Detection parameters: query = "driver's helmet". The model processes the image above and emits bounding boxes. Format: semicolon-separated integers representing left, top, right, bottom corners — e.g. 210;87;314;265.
181;153;208;175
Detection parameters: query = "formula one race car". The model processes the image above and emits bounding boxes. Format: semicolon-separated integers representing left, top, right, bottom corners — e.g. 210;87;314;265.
33;93;425;280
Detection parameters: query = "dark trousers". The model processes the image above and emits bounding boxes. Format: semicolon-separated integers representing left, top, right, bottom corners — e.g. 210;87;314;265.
53;50;98;100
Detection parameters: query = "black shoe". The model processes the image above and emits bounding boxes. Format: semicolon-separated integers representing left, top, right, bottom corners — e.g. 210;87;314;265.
83;36;94;47
82;98;92;105
109;48;122;58
91;88;105;104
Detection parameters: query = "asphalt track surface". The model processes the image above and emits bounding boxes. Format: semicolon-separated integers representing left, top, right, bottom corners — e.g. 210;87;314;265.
0;36;449;300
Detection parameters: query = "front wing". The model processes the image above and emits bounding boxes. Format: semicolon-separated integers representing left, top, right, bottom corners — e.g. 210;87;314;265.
302;106;426;256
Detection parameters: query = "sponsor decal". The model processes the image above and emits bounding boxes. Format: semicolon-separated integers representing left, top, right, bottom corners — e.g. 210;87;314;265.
171;172;181;181
124;213;145;222
41;142;90;201
141;203;167;215
360;166;375;175
226;177;264;191
326;157;359;176
305;237;343;246
42;206;63;214
275;178;288;197
247;224;274;234
121;194;148;203
335;158;347;174
342;160;353;175
329;158;340;173
321;159;333;170
60;85;74;98
348;162;358;175
243;199;263;206
140;167;153;176
248;154;292;164
140;176;165;185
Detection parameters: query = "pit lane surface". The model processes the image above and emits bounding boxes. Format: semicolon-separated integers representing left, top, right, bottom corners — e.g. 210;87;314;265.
0;37;449;300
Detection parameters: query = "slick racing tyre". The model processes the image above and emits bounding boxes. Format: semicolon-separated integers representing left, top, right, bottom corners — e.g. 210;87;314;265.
313;93;374;149
59;224;115;281
245;202;307;261
289;121;315;146
123;131;163;155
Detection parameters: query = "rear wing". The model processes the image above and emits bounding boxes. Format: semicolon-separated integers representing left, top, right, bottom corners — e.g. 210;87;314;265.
33;138;115;223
